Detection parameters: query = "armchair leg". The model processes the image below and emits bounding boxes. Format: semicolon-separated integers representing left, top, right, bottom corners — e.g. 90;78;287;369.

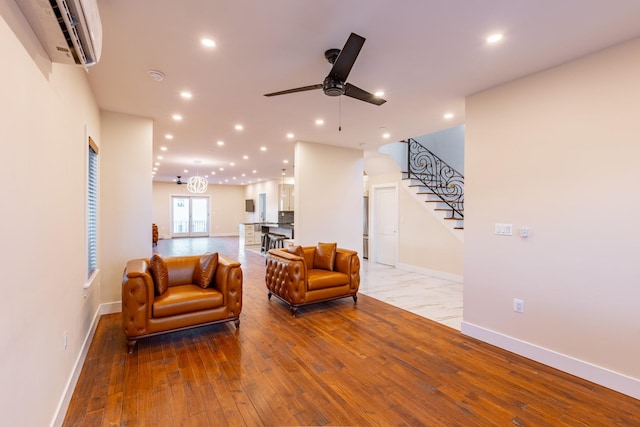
353;294;358;304
234;318;240;329
126;340;137;354
268;292;272;300
290;305;298;316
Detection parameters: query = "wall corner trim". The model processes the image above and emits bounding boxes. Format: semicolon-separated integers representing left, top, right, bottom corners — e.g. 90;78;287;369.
50;302;122;427
461;321;640;400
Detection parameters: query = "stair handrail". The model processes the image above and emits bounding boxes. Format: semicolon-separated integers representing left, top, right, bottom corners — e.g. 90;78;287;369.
404;138;464;219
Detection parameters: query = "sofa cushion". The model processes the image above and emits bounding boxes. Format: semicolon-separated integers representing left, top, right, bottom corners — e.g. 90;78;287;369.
307;269;349;290
314;242;337;271
149;253;169;295
152;284;224;318
192;252;219;288
286;245;305;260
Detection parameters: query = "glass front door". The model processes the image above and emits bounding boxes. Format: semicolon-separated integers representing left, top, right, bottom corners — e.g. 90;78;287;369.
171;196;210;237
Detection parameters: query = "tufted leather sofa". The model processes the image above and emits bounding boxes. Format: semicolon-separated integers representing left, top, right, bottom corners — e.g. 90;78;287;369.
121;254;242;353
265;245;360;315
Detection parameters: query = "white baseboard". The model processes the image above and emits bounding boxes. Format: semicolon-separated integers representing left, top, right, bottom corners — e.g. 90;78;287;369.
396;262;463;283
50;302;122;427
461;321;640;400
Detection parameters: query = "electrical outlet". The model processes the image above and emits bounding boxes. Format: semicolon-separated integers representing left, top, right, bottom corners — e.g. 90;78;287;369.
513;298;525;313
63;331;68;350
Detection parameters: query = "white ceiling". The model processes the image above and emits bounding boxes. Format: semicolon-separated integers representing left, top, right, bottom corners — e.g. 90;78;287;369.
87;0;640;185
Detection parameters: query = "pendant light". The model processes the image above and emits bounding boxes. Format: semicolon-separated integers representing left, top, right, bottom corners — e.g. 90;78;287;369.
187;161;208;193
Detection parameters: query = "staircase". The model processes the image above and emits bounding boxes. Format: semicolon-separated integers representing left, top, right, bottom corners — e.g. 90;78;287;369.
401;138;464;241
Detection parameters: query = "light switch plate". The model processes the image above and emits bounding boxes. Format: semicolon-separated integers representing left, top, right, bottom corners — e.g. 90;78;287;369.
495;223;513;236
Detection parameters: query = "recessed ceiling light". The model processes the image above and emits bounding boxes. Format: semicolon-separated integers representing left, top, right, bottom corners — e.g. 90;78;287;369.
235;124;243;131
241;174;246;177
286;133;294;139
180;91;193;99
184;169;189;173
374;91;384;97
201;38;216;48
260;146;267;151
283;160;289;164
232;177;236;180
157;156;163;160
242;155;249;160
230;162;235;166
210;171;216;175
154;162;160;166
219;167;225;171
147;70;165;82
444;113;454;119
165;134;173;140
252;170;257;174
153;167;158;171
217;140;224;146
382;132;391;139
172;114;183;121
486;33;503;44
160;146;168;151
315;119;324;126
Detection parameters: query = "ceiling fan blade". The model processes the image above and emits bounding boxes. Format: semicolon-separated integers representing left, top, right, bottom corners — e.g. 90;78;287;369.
329;33;365;82
344;83;386;106
264;84;323;97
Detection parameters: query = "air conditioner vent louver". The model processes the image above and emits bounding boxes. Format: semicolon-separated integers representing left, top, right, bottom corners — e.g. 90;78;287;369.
15;0;102;67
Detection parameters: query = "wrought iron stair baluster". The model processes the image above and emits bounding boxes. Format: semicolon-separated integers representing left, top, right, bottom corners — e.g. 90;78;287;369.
404;138;464;220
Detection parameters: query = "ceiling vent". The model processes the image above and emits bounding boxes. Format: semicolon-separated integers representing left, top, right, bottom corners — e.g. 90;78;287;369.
15;0;102;67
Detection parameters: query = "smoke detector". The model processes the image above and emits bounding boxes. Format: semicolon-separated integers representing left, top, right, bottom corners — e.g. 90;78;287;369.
147;70;165;82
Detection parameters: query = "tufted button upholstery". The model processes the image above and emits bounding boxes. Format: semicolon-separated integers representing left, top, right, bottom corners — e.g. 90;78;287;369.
121;253;243;353
265;245;360;315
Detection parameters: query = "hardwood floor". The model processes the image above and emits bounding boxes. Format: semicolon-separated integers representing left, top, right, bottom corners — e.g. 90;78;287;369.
63;237;639;426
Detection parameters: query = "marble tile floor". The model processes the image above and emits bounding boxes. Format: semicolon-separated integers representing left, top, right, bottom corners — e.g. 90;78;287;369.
359;260;464;330
247;242;464;330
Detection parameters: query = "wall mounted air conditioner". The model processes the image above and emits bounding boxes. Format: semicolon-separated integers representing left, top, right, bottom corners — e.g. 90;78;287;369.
15;0;102;67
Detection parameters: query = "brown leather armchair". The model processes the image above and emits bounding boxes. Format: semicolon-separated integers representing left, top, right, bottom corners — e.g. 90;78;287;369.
121;253;242;353
265;243;360;315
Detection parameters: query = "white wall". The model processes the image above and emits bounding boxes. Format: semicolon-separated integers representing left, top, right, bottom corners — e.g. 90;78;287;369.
294;142;363;252
100;111;153;304
152;181;245;238
243;178;280;223
463;38;640;398
0;3;101;425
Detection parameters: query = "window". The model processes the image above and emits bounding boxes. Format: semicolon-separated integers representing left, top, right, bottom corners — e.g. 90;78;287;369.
87;137;98;279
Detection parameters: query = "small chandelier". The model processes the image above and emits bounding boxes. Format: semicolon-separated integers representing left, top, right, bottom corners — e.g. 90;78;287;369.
187;161;208;193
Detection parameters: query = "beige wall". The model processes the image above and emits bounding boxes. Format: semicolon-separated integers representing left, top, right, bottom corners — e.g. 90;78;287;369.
0;2;101;425
152;181;245;238
100;111;153;304
295;142;363;252
463;38;640;397
366;169;463;277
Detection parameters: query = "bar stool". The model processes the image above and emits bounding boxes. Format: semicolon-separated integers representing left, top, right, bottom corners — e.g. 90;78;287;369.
269;233;286;250
261;232;271;254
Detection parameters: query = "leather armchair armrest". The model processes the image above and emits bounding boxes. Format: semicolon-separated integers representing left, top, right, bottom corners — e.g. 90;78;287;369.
265;249;307;304
121;259;154;337
335;249;360;293
214;254;243;317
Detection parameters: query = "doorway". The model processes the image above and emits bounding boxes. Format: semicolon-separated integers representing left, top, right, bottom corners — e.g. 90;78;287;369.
171;196;210;237
371;184;398;266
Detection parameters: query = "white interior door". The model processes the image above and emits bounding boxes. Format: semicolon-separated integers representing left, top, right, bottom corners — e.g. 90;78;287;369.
372;185;398;266
171;196;210;237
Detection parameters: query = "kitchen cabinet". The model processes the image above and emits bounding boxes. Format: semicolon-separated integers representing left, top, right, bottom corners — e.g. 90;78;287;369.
239;223;262;246
279;184;294;211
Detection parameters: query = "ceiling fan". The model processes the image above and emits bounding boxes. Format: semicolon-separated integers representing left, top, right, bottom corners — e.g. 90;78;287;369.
264;33;386;106
176;176;185;185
